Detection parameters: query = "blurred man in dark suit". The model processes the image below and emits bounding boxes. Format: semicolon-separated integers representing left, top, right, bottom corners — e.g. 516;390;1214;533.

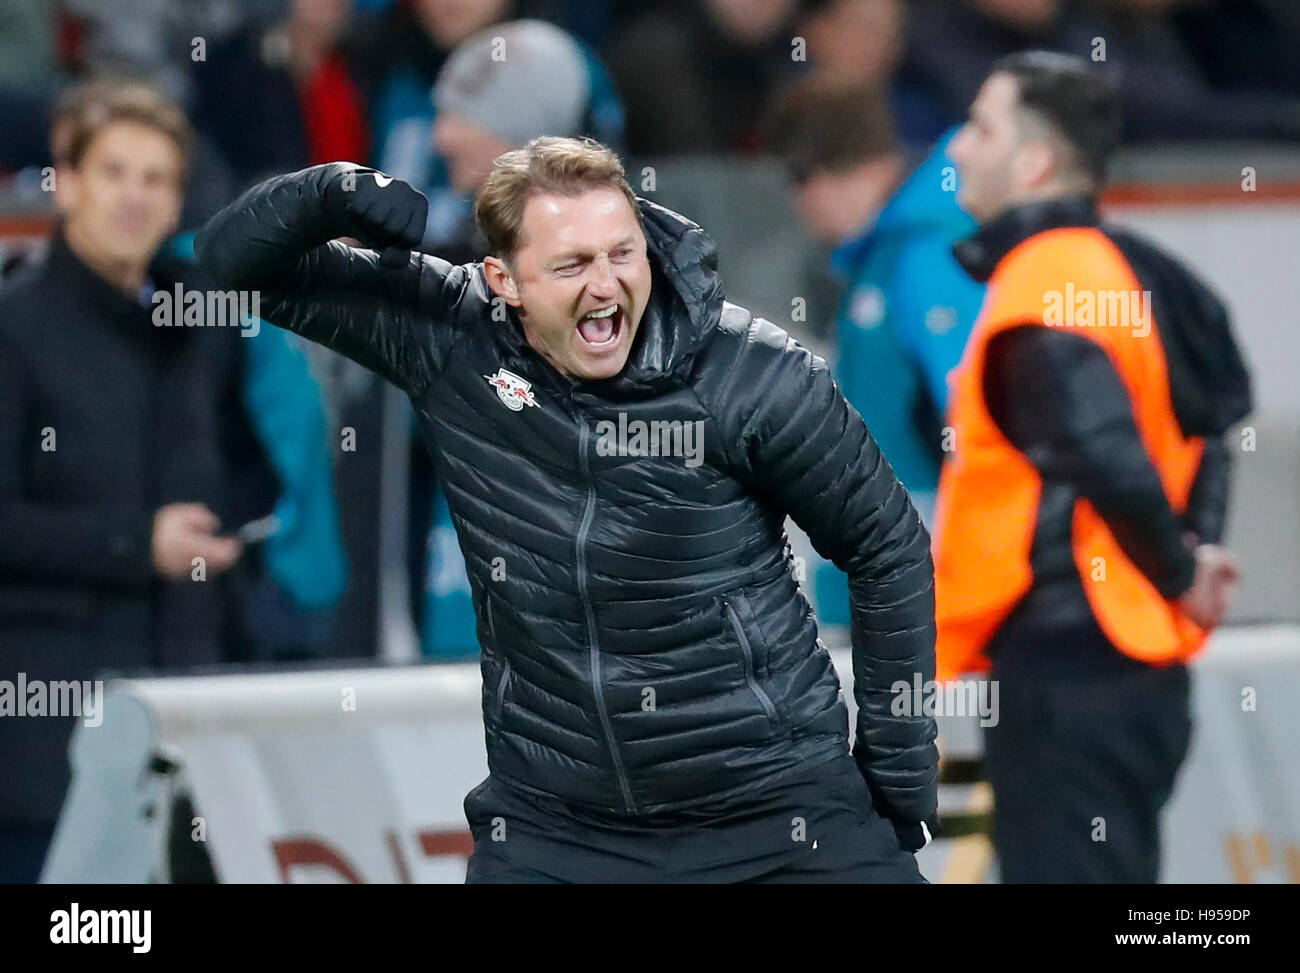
0;81;242;881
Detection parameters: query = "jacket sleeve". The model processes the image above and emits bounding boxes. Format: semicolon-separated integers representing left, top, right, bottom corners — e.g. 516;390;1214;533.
0;336;154;587
722;317;939;829
194;163;476;395
984;326;1197;598
1184;434;1232;545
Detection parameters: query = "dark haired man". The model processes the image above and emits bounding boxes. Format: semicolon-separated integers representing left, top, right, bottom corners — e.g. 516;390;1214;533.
936;52;1252;882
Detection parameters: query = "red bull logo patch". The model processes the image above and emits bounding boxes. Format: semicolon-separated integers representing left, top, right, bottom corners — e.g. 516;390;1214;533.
484;367;539;412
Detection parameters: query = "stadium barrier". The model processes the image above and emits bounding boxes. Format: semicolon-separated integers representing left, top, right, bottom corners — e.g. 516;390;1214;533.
40;624;1300;883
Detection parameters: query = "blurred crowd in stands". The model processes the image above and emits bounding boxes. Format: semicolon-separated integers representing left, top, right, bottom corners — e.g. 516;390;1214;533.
3;1;1300;219
1;0;1298;672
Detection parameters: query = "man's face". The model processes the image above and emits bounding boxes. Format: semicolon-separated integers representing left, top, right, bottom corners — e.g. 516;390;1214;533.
290;0;353;38
793;158;897;244
972;0;1058;32
802;0;902;83
793;169;848;243
948;72;1025;222
488;187;653;382
415;0;509;47
706;0;796;44
433;111;515;194
56;120;184;270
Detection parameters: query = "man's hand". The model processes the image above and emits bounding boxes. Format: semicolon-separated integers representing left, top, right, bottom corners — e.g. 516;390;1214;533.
1177;543;1241;629
890;816;938;853
324;167;429;267
152;503;242;581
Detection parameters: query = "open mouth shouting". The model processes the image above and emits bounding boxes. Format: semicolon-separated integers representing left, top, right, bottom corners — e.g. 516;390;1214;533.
575;303;627;357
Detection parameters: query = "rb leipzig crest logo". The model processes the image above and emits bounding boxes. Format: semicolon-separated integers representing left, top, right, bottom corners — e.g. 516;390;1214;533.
484;367;539;412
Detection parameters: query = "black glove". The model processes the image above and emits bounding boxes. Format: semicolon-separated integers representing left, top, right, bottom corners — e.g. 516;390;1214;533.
889;816;939;853
323;166;429;268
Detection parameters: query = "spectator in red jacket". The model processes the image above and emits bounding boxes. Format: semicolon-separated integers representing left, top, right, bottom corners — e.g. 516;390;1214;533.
193;0;371;188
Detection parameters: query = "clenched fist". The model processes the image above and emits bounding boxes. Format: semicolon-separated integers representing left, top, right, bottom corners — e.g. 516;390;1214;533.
324;166;429;267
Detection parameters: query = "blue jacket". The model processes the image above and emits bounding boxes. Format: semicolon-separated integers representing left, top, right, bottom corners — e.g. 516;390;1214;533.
421;484;479;658
814;131;984;625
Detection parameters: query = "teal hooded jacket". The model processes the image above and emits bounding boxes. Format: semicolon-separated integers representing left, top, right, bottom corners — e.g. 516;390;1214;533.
814;130;985;625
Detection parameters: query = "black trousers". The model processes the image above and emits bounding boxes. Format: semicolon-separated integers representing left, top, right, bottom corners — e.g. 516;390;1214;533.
982;646;1193;883
0;822;54;883
464;752;927;883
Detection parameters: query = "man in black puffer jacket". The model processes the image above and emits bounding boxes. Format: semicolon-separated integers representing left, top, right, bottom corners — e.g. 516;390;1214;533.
196;136;938;883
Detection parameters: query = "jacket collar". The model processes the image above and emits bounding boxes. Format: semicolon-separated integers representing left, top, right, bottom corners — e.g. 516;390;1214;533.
45;225;189;317
605;196;725;396
45;226;151;315
44;225;204;354
953;194;1100;283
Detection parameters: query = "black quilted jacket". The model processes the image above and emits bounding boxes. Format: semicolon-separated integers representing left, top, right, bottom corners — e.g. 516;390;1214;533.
196;163;939;824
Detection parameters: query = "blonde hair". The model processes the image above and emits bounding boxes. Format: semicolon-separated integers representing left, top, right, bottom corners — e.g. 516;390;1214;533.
474;136;641;259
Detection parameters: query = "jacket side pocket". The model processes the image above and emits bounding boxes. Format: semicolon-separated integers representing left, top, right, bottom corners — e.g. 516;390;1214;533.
723;596;783;730
491;655;511;722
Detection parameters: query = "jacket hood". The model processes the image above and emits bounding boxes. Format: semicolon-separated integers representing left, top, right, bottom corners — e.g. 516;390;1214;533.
592;196;725;398
832;128;975;279
1103;225;1253;436
878;129;973;235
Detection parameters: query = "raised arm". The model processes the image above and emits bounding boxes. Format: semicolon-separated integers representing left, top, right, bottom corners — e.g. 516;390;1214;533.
720;315;939;849
195;163;478;394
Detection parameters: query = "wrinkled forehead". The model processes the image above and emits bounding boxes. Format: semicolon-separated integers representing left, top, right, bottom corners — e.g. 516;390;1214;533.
516;188;645;260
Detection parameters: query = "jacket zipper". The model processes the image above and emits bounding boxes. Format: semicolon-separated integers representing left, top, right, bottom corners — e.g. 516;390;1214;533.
576;416;638;816
724;598;781;725
489;599;509;720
